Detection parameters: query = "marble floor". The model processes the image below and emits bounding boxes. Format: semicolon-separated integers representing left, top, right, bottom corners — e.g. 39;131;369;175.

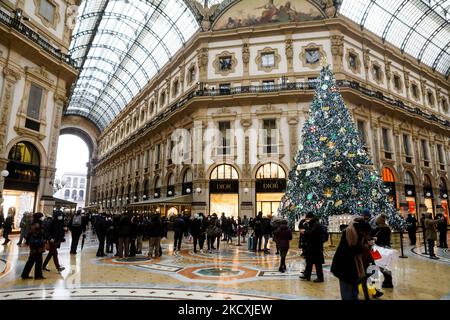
0;231;449;300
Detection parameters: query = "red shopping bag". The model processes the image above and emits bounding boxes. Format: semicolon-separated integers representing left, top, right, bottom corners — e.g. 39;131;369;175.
370;249;382;260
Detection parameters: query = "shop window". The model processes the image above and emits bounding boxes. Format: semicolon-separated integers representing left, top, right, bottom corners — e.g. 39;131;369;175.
256;163;285;179
210;164;238;180
8;142;40;165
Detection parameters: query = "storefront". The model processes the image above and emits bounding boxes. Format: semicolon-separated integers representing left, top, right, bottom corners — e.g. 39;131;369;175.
255;163;286;217
423;174;435;217
209;164;239;218
382;167;398;208
439;177;448;222
404;171;418;219
3;142;40;229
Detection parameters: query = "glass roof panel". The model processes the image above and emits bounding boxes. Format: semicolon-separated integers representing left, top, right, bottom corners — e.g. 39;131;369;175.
66;0;200;131
339;0;450;78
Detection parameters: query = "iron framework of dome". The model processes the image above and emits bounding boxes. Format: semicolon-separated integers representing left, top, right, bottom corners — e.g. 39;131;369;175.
65;0;450;131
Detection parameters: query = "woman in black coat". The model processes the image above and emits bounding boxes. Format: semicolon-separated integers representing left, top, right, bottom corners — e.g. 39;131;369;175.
273;220;292;273
21;213;46;279
405;214;417;245
42;210;65;272
331;217;372;300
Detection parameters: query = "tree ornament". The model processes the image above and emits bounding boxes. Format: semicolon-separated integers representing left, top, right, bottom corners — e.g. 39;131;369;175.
324;188;332;198
335;175;342;182
335;200;343;207
319;136;328;141
327;141;335;149
307;193;313;200
321;84;328;90
322;106;330;111
324;75;330;80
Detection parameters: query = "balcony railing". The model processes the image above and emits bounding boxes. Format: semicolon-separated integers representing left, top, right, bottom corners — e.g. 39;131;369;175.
99;79;450;163
0;10;78;69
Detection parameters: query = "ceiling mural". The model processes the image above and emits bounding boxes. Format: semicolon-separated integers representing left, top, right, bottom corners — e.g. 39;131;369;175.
212;0;324;30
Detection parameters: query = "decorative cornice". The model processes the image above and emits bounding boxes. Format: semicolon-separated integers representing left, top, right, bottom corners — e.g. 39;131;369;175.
3;66;21;82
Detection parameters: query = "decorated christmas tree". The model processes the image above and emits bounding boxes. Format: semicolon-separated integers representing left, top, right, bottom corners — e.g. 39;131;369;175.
279;63;405;231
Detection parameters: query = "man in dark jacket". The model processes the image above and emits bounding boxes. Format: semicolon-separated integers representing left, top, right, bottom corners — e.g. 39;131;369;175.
42;210;65;272
117;213;131;258
68;210;84;254
128;215;138;257
173;214;185;251
147;214;163;258
262;216;272;254
21;213;46;279
436;213;448;248
190;214;202;253
94;213;107;257
299;213;324;283
253;212;263;251
405;213;417;245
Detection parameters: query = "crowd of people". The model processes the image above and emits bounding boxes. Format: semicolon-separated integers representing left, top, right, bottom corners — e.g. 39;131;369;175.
0;206;448;300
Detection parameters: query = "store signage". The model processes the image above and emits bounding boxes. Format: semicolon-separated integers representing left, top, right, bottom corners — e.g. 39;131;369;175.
209;180;239;193
256;179;286;193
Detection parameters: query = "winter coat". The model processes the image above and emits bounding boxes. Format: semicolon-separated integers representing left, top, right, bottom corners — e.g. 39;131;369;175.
331;230;367;284
437;218;448;233
129;220;138;239
45;214;65;243
118;215;132;237
373;225;391;247
406;215;417;231
3;216;13;233
147;218;164;238
27;223;45;254
303;218;324;262
424;218;438;241
273;224;292;249
94;215;107;236
136;220;146;236
262;218;272;236
69;214;84;233
206;219;221;237
190;218;202;237
173;217;185;234
253;217;263;235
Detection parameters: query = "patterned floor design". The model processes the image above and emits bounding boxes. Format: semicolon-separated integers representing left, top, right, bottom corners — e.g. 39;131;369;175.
0;231;449;300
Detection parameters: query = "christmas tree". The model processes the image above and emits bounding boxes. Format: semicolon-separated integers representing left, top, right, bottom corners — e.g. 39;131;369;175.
279;63;405;231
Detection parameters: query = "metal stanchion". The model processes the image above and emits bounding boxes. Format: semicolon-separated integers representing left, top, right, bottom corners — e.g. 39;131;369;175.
399;230;407;258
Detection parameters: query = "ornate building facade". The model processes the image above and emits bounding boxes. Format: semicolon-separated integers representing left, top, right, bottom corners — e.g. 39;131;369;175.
0;0;78;224
86;0;449;222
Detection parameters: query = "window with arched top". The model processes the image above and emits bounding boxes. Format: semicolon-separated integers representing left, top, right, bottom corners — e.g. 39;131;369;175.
64;189;70;199
440;178;447;191
405;172;415;185
382;168;395;182
8;141;40;165
256;163;286;179
183;169;193;183
72;177;78;188
210;164;238;180
167;173;174;186
182;169;193;195
80;178;85;188
79;190;84;201
155;177;161;188
71;190;77;201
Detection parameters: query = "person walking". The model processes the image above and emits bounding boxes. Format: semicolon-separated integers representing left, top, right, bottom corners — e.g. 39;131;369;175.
17;212;32;245
117;213;131;258
424;213;439;259
299;213;325;283
436;213;448;248
94;213;107;257
2;208;15;245
253;212;264;252
405;213;417;245
274;219;292;273
262;216;272;254
173;214;185;252
147;214;163;258
42;210;66;272
21;213;46;280
190;213;202;253
331;217;373;300
68;210;84;254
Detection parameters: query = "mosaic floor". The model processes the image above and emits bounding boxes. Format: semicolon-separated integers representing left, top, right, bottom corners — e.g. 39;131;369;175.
0;230;449;300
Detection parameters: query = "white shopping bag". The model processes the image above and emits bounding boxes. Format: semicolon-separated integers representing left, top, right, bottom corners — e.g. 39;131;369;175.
373;245;397;271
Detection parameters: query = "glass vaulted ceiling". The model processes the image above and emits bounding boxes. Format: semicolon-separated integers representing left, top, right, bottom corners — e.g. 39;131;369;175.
66;0;450;131
66;0;199;130
339;0;450;77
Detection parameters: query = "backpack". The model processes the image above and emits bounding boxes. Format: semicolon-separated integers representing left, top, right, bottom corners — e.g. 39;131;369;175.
321;224;329;243
72;215;82;227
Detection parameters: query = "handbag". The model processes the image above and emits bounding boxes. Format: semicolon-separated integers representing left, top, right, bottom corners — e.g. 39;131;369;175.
370;248;382;260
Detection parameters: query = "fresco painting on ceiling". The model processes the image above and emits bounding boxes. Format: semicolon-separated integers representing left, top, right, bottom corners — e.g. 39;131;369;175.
213;0;324;30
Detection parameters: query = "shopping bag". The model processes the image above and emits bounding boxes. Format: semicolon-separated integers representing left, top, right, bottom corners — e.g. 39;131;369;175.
370;249;382;260
373;245;397;271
